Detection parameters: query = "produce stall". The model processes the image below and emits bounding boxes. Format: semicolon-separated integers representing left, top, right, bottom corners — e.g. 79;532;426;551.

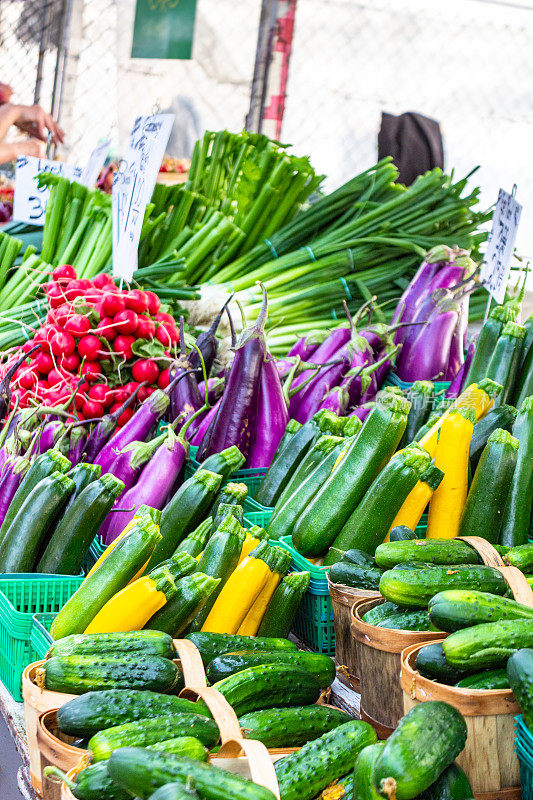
0;127;531;800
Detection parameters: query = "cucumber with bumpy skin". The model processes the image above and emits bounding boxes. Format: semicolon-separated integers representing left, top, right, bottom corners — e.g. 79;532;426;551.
507;648;533;730
428;590;533;632
455;669;509;690
444;620;533;669
46;631;174;660
212;664;321;716
418;763;474;800
206;650;335;688
185;632;297;665
238;705;350;748
415;643;474;686
379;565;508;608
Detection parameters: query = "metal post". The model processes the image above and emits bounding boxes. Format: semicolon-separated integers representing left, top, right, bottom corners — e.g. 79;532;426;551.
34;0;53;105
246;0;279;133
50;0;75;123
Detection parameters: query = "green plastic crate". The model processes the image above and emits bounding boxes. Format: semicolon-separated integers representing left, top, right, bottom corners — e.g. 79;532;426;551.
81;535;107;574
0;575;83;700
185;457;267;498
30;612;55;660
243;509;273;529
291;590;335;656
384;371;453;409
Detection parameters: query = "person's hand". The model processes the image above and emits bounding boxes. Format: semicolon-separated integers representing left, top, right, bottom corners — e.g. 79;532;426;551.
13;104;64;144
0;83;13;105
16;138;45;158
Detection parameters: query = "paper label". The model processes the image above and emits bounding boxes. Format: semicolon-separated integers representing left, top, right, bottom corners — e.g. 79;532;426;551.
480;188;522;304
112;113;174;282
80;140;110;188
13;157;82;226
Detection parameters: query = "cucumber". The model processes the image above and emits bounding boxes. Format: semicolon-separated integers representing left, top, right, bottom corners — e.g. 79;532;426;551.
238;705;350;748
428;590;533;632
375;539;481;569
212;663;321;715
415;643;474;685
328;562;382;590
274;720;377;800
444;619;533;669
340;548;376;567
390;525;417;542
89;714;218;760
362;602;402;625
148;470;223;568
507;648;533;730
353;742;386;800
379;565;508;608
373;701;467;800
149;784;200;800
256;571;310;638
455;669;509;690
185;632;297;665
505;542;533;572
107;747;276;800
57;689;211;737
418;763;474;800
372;609;437;632
46;631;175;660
37;654;182;695
206;650;335;688
37;474;125;575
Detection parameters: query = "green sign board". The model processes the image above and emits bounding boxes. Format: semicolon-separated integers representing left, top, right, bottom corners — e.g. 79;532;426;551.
131;0;197;60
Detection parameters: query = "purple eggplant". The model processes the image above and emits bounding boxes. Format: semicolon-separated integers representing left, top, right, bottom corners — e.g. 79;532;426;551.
445;303;466;381
189;398;221;446
103;425;188;543
197;377;224;405
188;295;233;380
0;456;29;527
84;384;144;463
39;421;63;454
349;404;372;421
68;426;87;467
338;335;374;407
287;326;351;398
169;317;202;423
287;330;328;361
292;354;351;424
199;286;268;461
0;344;41;421
398;300;460;382
447;338;476;397
247;353;289;468
319;385;350;415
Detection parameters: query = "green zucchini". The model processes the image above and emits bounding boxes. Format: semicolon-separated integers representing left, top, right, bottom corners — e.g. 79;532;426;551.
63;463;102;513
57;689;210;737
507;648;533;730
50;517;161;639
0;471;75;572
375;539;481;569
89;714;218;760
257;571;310;638
428;590;533;632
206;650;335;688
159;552;198;581
328;561;382;590
255;415;322;507
148;470;223;568
415;643;473;685
514;333;533;407
418;763;474;800
194;446;245;479
212;503;243;529
274;434;343;510
37;473;125;574
107;747;276;800
500;396;533;547
505;542;533;572
455;669;509;690
465;303;518;387
485;321;525;405
469;405;517;470
390;525;417;542
188;517;246;632
173;519;213;558
373;701;467;800
400;381;434;449
274;720;377;800
47;630;175;660
0;449;70;544
353;742;386;800
145;573;220;637
238;705;350;748
266;442;345;541
185;631;297;665
414;411;441;443
212;663;321;715
37;654;183;695
379;565;508;608
443;619;533;669
210;482;248;526
458;429;519;543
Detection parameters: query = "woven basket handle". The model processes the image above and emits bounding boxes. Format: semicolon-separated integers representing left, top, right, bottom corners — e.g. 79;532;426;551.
173;639;208;688
496;565;533;606
457;536;505;567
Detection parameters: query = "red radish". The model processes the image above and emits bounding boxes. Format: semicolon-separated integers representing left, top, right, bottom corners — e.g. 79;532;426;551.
126;289;149;314
53;303;74;327
65;314;91;338
17;369;37;390
48;367;68;386
77;278;93;292
64;280;89;302
78;334;101;361
34;352;54;374
157;368;170;389
82;399;104;418
112;387;128;404
73;391;86;410
156;324;179;347
45;283;67;309
137;386;157;402
81;361;103;382
102;293;126;317
93;273;114;289
88;383;111;406
61;352;81;372
52;264;76;282
114;309;138;334
145;291;160;316
132;359;159;385
50;330;75;357
96;317;116;342
114;334;135;360
122;381;139;396
155;312;175;326
135;315;155;339
117;405;134;427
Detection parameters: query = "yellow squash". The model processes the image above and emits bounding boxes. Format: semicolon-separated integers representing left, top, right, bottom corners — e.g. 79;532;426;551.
386;463;444;538
237;548;290;636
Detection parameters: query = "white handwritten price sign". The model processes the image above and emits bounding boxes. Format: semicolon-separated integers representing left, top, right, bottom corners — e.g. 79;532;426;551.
112;113;174;282
480;188;522;305
13;157;82;226
80;140;110;188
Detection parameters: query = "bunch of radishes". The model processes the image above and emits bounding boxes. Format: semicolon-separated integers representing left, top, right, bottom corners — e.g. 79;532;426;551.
8;265;180;424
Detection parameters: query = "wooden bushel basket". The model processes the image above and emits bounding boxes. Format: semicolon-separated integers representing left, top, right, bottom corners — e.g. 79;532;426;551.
23;661;78;796
350;597;447;737
327;576;380;689
36;709;88;800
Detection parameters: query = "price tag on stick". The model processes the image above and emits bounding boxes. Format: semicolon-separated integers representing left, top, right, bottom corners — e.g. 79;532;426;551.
112;113;174;282
480;188;522;305
13;156;82;226
80;139;111;188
